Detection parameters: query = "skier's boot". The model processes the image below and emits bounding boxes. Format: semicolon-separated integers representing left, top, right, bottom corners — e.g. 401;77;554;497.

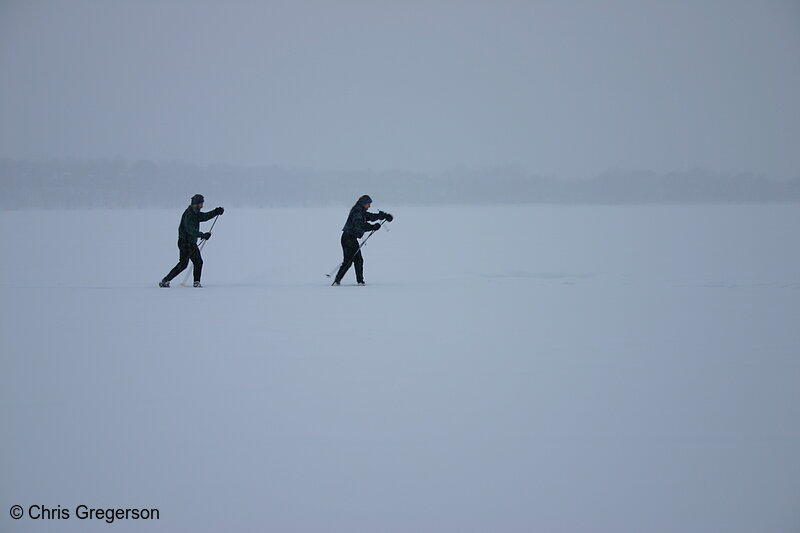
332;278;341;286
159;278;170;288
193;281;203;288
357;281;366;286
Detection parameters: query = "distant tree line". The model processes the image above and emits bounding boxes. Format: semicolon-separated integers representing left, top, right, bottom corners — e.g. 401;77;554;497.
1;158;798;209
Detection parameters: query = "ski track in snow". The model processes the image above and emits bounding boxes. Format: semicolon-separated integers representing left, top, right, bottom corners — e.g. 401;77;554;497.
1;204;799;533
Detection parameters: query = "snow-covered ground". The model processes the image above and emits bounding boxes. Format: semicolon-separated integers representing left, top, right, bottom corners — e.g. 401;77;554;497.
1;204;799;532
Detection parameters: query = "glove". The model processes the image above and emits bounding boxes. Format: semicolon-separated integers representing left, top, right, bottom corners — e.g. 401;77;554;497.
200;232;212;240
384;212;393;222
369;224;381;232
215;207;224;215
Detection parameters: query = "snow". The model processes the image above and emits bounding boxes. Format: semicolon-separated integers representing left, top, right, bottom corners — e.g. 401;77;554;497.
1;204;799;532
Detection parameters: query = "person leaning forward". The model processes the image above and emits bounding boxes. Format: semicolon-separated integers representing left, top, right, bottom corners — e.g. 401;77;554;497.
333;194;393;286
159;194;223;288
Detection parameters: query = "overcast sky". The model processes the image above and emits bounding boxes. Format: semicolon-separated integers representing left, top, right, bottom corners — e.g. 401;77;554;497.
1;0;798;178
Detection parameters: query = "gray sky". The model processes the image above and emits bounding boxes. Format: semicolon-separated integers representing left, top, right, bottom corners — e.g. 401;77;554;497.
1;0;799;178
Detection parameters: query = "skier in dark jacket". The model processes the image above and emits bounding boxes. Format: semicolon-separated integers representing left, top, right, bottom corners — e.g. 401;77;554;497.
159;194;224;288
333;195;392;285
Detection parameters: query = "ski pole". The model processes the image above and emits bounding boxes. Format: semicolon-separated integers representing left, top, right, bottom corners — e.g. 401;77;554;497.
326;261;342;278
326;219;390;281
180;215;219;286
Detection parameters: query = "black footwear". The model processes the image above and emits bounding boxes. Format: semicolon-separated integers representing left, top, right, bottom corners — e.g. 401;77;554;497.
159;279;170;288
193;281;203;288
332;280;341;286
357;281;366;286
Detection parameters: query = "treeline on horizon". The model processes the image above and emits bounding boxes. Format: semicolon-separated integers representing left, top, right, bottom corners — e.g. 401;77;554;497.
1;158;799;209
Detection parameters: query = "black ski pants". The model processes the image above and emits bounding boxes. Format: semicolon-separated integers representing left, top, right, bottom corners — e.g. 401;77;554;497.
334;233;363;283
164;239;203;283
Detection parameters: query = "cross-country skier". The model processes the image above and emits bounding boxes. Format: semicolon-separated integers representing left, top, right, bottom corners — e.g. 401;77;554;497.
159;194;224;288
332;195;392;286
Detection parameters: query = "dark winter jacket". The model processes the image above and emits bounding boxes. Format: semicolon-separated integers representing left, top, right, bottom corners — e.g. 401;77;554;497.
178;206;218;242
342;205;382;238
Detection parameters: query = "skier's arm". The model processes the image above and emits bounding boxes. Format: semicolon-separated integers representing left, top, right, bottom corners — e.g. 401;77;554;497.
197;209;219;222
361;211;381;231
365;211;382;222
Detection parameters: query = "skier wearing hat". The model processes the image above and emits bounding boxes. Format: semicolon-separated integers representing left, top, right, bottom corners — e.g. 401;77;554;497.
332;195;393;286
159;194;224;288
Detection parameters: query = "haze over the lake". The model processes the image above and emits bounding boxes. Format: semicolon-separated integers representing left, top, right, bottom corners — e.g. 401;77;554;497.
1;0;799;179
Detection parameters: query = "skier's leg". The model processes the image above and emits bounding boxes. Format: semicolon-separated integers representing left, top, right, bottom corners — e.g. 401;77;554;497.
190;244;203;283
334;234;357;283
334;260;351;283
164;240;192;282
353;249;364;283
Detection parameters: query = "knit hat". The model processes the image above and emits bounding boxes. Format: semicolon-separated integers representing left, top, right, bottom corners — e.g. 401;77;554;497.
191;194;205;205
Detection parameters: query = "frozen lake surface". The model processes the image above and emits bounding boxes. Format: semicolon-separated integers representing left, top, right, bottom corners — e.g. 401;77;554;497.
1;204;799;532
